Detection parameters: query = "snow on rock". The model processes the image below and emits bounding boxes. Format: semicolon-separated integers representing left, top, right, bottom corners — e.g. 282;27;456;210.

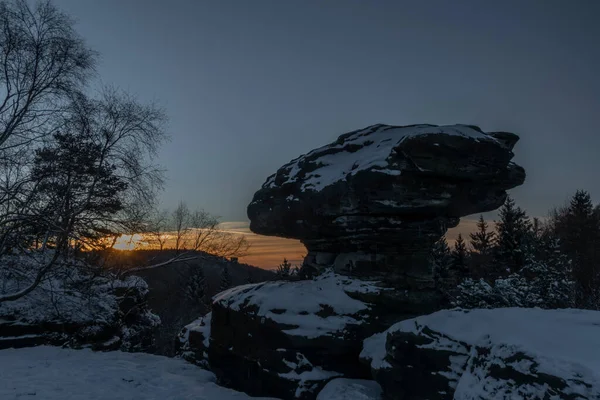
0;254;159;352
0;346;276;400
316;379;382;400
264;124;496;192
207;272;391;399
278;362;343;399
395;308;600;373
177;312;212;368
359;332;391;371
213;271;382;339
362;308;600;400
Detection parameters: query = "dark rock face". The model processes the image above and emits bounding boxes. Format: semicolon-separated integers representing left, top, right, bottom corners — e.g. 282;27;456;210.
361;308;600;400
248;124;525;281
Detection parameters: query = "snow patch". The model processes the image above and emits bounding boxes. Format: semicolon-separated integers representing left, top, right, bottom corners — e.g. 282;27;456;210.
0;346;276;400
181;312;212;349
213;271;384;339
360;331;392;370
316;378;382;400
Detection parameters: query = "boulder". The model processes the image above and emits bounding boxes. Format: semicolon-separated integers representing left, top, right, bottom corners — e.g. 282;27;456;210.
361;308;600;399
177;312;211;369
248;124;525;282
207;273;393;399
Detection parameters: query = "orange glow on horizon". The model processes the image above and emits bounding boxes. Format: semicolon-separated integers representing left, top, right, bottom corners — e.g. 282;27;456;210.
108;219;492;269
112;234;146;251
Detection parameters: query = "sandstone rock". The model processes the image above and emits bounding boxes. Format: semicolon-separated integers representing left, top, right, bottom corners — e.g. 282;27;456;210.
177;312;212;369
248;124;525;282
207;273;393;399
361;308;600;400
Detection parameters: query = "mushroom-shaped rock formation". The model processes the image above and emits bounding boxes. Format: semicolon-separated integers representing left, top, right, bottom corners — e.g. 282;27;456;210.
248;124;525;282
197;124;525;400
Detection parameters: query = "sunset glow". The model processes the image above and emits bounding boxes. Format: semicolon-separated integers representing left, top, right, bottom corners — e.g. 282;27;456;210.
113;234;146;251
108;220;486;268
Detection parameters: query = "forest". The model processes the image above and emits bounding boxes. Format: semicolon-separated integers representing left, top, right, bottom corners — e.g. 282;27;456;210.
435;192;600;310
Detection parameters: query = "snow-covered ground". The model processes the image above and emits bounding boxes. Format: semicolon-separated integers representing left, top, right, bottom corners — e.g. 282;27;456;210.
0;346;276;400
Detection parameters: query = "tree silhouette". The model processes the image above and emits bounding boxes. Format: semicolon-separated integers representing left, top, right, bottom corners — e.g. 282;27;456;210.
276;258;292;278
219;265;232;292
470;215;495;255
494;196;532;276
552;190;600;307
452;234;469;278
32;131;127;251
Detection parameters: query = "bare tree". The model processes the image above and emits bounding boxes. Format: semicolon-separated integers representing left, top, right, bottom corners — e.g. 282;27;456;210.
167;201;249;257
0;0;96;150
0;0;96;251
147;208;169;250
172;201;190;252
123;202;250;274
0;0;96;303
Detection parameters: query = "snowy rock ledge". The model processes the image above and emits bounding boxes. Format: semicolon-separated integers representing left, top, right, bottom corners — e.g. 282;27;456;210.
361;308;600;400
205;272;391;399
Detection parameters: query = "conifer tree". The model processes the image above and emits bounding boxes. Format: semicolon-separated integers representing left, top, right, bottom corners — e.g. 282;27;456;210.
470;215;495;255
246;270;255;284
525;237;575;308
276;258;292;279
32;131;127;250
185;266;207;306
494;196;532;275
452;234;469;278
553;190;600;306
219;265;232;291
432;237;453;286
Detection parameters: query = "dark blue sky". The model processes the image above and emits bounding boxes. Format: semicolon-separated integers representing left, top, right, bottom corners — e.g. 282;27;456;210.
54;0;600;221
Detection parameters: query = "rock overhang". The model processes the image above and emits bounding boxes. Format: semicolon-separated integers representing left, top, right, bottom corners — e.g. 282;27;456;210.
248;123;525;245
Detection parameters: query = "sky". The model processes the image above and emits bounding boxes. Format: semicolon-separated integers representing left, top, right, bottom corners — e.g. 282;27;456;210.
51;0;600;268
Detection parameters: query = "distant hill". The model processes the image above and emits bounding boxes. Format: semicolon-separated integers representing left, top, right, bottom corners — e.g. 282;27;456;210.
105;249;276;355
